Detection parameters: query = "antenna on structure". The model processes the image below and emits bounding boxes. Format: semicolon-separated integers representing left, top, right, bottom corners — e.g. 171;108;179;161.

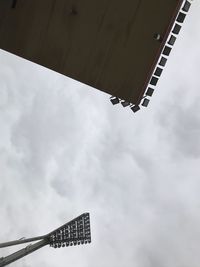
0;213;91;267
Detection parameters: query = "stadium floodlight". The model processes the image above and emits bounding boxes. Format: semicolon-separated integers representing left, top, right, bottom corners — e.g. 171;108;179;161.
168;35;177;46
141;98;150;107
48;213;91;248
146;87;154;97
0;213;91;267
131;105;140;113
182;1;191;12
150;76;159;86
177;12;186;23
110;96;120;105
159;57;167;67
154;67;163;77
172;23;182;34
162;46;172;56
121;100;130;107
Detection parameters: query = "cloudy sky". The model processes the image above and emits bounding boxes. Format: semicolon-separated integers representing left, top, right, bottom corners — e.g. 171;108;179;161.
0;1;200;267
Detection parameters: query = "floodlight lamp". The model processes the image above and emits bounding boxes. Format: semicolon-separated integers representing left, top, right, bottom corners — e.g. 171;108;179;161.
182;1;191;12
177;12;186;23
159;57;167;67
48;213;91;248
150;76;159;86
121;100;130;107
146;87;154;97
131;105;140;113
172;24;181;34
110;96;120;105
168;35;176;46
162;46;172;56
142;98;150;107
154;67;163;77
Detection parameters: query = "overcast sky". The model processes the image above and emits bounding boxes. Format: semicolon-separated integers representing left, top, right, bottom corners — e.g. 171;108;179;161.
0;1;200;267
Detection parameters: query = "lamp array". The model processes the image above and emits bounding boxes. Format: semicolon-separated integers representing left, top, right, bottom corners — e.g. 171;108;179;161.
142;0;192;107
109;0;192;114
48;213;91;248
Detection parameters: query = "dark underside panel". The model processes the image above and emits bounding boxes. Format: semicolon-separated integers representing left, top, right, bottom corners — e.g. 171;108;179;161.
0;0;183;103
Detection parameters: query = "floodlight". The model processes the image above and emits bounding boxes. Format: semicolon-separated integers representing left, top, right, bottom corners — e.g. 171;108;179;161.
121;100;130;107
159;57;167;67
150;76;159;86
182;1;191;12
48;213;91;248
141;98;150;107
131;105;140;113
110;96;120;105
177;12;186;23
162;46;172;56
146;87;154;97
172;23;181;34
154;67;163;77
168;35;176;46
0;213;91;267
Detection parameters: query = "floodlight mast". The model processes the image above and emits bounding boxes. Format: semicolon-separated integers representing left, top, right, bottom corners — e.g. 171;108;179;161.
0;213;91;267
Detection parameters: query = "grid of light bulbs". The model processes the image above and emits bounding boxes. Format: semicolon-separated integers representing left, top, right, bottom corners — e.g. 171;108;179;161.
48;213;91;248
109;0;192;113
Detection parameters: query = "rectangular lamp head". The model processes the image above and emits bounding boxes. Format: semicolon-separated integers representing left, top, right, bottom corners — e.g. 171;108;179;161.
146;87;154;97
150;76;159;86
110;97;120;105
172;23;181;34
162;46;172;56
131;105;140;113
177;12;186;23
121;100;130;107
168;35;177;45
154;67;163;77
142;98;150;107
159;57;167;67
182;1;191;12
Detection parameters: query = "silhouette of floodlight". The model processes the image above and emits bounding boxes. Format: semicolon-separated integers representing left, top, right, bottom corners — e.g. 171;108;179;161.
182;1;191;12
159;57;167;67
154;67;163;77
172;23;181;34
162;46;172;56
168;35;177;46
110;96;120;105
141;98;150;107
121;100;130;107
177;12;186;23
0;213;91;267
131;105;140;113
146;87;154;97
150;76;159;86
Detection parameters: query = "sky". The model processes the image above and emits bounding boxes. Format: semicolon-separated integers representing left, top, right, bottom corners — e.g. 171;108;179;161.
0;1;200;267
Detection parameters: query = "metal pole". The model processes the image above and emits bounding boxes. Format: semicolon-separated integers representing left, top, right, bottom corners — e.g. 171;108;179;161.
0;239;48;267
0;235;47;248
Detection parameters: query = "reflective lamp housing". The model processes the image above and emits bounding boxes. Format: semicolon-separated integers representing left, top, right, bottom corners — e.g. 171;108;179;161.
48;213;91;248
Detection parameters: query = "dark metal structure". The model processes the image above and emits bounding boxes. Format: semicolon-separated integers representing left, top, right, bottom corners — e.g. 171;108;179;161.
0;213;91;267
0;0;192;112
